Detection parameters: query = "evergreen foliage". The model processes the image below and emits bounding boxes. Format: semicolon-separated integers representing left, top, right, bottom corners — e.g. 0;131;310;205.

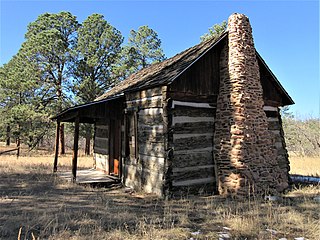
114;25;165;79
200;20;227;42
0;11;165;152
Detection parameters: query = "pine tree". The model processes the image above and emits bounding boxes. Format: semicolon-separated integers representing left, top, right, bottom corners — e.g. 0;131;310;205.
115;25;165;79
23;11;79;154
0;49;52;151
200;20;227;42
71;14;123;154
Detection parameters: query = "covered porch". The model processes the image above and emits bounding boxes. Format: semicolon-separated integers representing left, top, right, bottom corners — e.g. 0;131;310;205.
58;169;121;185
51;94;124;183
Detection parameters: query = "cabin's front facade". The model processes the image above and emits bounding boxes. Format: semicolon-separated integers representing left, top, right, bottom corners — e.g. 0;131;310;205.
53;13;293;197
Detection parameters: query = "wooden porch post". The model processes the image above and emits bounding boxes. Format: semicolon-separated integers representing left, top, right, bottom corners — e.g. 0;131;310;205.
53;121;60;172
72;117;80;182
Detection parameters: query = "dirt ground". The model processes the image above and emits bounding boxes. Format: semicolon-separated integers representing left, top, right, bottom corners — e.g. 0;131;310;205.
0;154;319;240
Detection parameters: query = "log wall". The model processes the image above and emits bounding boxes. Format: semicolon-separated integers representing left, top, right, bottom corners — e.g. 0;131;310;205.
264;106;290;183
123;87;165;196
167;99;217;196
94;124;109;172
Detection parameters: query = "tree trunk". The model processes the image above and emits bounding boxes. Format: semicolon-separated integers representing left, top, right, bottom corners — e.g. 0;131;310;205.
6;125;10;146
56;78;65;155
16;138;20;158
16;124;21;158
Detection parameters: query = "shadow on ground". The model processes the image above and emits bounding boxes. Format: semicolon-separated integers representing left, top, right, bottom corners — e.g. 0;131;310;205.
1;165;319;240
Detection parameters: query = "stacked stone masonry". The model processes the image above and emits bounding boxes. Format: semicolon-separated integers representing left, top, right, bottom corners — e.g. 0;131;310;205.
213;13;289;196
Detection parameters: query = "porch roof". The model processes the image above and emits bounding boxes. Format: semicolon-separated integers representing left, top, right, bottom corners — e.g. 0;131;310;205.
51;94;124;123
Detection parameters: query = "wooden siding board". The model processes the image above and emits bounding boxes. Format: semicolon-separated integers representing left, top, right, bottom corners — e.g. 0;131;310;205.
169;42;222;98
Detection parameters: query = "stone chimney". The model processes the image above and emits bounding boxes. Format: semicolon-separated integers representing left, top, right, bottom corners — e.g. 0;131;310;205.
214;13;288;196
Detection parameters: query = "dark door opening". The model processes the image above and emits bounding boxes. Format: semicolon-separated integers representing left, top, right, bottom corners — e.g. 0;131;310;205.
109;119;121;177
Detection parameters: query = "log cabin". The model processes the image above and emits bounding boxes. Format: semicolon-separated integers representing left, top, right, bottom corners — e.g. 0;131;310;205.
52;13;294;197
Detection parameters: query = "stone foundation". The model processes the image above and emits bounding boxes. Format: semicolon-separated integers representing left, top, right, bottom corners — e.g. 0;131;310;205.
213;13;288;196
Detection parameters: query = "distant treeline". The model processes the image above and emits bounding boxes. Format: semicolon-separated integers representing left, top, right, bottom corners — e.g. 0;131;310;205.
281;107;320;157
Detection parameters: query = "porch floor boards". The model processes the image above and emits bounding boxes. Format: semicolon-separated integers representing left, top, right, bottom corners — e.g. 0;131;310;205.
57;169;121;184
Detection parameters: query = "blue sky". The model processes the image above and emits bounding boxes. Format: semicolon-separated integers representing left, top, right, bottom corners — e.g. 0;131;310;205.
0;0;319;117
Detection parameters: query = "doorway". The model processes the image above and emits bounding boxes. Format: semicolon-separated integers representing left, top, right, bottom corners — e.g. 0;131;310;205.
109;119;121;177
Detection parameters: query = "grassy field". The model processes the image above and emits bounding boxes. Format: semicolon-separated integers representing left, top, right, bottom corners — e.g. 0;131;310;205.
289;156;320;177
0;152;319;240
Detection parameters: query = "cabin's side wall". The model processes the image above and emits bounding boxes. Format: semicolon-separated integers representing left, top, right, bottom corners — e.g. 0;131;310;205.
264;106;290;183
123;87;165;196
164;44;223;196
94;123;109;173
169;100;216;195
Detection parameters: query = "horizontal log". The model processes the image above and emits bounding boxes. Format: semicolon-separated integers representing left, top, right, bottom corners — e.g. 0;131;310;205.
268;120;281;131
94;147;108;155
140;154;165;168
265;110;278;118
124;164;163;195
174;135;213;151
172;100;215;109
138;112;163;125
173;133;213;140
172;167;215;182
271;130;280;135
267;117;279;122
138;131;165;143
94;138;108;149
140;154;165;163
275;142;283;149
172;164;214;173
173;121;214;134
172;177;215;187
95;136;108;141
126;87;162;101
95;127;108;138
172;116;214;125
174;147;213;155
138;108;163;116
127;99;162;109
172;106;215;118
263;106;278;111
139;142;165;158
96;125;108;129
138;124;164;132
272;134;283;143
168;90;217;102
127;95;162;104
172;151;213;168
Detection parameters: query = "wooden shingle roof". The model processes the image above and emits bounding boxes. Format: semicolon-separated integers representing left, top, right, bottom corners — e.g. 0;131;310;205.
95;32;228;101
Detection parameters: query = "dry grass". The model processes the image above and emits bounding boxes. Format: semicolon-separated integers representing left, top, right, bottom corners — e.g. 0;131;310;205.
289;155;320;176
0;153;319;240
